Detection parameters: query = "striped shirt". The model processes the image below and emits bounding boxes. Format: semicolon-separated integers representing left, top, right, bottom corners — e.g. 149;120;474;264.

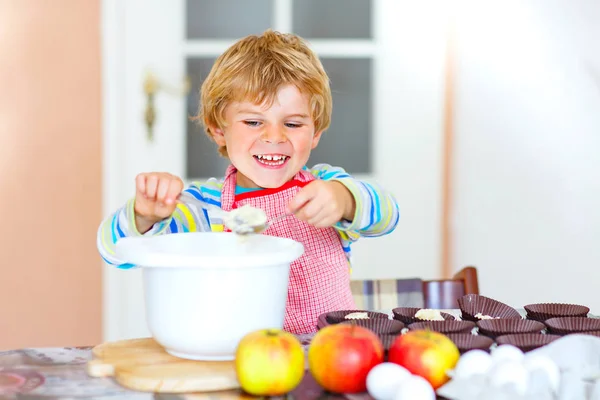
97;164;400;268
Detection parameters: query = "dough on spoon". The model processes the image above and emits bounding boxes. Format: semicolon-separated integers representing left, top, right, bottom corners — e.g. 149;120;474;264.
223;205;268;234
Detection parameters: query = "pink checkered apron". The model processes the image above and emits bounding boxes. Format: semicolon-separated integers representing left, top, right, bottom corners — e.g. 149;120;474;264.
220;165;356;334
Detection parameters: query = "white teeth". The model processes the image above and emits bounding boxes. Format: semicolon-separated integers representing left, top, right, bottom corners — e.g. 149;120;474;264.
256;154;286;161
255;154;287;165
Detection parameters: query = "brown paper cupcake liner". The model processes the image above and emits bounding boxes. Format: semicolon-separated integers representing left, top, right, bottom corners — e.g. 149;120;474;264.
495;333;561;352
445;333;494;354
524;303;589;321
476;319;546;339
457;294;522;322
408;320;475;334
392;307;455;325
325;310;390;324
341;318;405;335
316;313;329;330
379;334;401;352
544;317;600;335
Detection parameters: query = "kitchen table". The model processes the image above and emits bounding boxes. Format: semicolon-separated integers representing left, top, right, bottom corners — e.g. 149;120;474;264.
0;333;379;400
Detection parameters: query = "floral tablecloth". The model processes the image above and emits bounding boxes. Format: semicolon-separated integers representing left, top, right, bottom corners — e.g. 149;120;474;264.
0;334;374;400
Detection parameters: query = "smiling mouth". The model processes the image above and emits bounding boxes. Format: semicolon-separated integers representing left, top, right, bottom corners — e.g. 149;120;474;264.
253;154;290;166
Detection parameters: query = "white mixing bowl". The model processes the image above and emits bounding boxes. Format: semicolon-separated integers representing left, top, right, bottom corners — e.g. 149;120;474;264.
115;232;304;360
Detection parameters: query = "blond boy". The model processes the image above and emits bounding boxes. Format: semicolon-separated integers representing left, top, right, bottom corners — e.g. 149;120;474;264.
98;30;399;334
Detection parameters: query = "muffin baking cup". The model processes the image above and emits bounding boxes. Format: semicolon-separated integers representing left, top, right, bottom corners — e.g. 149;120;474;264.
445;333;494;354
391;307;455;325
457;294;522;322
325;310;390;324
408;320;475;334
316;313;329;330
495;333;561;352
524;303;590;321
476;319;546;339
379;334;401;352
341;318;405;335
544;317;600;335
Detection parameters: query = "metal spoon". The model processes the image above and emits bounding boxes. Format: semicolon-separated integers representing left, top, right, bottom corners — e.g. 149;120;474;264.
226;213;291;235
176;195;291;235
220;208;291;235
247;213;291;234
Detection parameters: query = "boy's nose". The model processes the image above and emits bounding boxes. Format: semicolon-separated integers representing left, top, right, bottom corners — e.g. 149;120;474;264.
261;125;287;143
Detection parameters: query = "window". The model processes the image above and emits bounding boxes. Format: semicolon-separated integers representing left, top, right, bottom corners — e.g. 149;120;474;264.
185;0;374;178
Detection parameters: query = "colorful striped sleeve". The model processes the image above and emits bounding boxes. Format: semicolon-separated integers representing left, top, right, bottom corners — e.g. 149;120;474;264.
96;179;224;268
307;164;400;240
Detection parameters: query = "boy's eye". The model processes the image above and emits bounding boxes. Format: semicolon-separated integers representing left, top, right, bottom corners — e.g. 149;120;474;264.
285;122;302;128
243;120;261;127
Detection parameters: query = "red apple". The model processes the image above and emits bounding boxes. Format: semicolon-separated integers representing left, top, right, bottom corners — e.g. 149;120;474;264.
309;324;384;393
235;329;305;396
388;330;459;389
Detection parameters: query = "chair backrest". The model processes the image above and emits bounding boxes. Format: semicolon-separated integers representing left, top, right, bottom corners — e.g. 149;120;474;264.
350;278;424;311
453;266;479;294
422;266;479;309
422;280;465;309
349;266;480;311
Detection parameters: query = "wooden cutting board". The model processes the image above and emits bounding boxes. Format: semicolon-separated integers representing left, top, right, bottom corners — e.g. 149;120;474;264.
87;337;240;393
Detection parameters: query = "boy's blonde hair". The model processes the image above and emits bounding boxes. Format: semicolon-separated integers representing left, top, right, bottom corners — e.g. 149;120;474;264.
198;29;332;157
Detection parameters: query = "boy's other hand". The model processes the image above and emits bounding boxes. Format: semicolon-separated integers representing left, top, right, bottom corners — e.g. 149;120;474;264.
288;181;356;228
134;172;184;233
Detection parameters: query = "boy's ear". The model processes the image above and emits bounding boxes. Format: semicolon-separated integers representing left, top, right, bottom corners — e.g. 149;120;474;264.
210;126;226;146
311;130;324;149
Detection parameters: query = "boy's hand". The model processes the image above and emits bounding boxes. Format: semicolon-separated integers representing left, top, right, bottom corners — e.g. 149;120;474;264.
288;181;356;228
134;172;184;233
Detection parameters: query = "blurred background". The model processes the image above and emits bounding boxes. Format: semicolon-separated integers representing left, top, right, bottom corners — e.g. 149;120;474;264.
0;0;598;350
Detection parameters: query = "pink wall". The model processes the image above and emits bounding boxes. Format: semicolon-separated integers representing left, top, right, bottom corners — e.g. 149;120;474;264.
0;0;102;349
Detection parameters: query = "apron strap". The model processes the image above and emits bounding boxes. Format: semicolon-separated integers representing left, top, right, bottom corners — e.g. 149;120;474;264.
234;179;310;202
221;165;316;209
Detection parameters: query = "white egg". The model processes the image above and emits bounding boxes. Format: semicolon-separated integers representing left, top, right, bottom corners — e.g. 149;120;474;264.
453;349;493;379
393;375;436;400
488;360;529;395
491;344;525;364
523;354;561;393
366;362;411;400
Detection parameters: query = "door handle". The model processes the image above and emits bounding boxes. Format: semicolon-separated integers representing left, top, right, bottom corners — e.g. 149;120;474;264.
143;71;191;141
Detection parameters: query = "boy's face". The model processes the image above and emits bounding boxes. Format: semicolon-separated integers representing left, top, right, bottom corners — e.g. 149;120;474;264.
212;84;323;188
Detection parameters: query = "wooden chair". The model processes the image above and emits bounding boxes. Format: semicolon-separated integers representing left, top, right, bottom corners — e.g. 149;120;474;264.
351;277;425;310
422;266;479;309
350;266;480;311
